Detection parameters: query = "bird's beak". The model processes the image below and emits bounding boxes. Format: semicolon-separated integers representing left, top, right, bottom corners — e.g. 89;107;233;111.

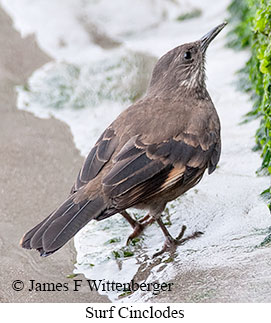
200;22;227;52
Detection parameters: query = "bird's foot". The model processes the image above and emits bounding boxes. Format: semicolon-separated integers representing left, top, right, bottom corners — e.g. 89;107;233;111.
153;226;203;258
126;216;155;245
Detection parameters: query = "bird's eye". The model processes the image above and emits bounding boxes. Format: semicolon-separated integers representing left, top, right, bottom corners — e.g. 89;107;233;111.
184;51;192;60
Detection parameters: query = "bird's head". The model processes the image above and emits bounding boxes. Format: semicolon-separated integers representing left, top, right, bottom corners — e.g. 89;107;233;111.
148;22;227;98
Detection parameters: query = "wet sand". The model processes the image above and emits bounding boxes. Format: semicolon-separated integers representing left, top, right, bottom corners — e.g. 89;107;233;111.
0;6;108;302
1;3;270;304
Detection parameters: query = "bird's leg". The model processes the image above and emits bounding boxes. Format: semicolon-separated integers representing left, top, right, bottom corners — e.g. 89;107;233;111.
153;217;203;258
138;214;151;223
120;210;138;228
120;211;155;245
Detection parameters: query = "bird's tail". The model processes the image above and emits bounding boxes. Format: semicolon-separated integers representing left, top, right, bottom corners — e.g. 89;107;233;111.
20;195;106;256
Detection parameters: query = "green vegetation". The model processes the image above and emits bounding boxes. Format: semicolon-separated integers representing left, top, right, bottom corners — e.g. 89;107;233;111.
130;237;141;245
66;273;78;279
123;250;134;257
119;291;132;297
163;257;174;263
112;247;134;259
105;237;121;244
228;0;271;210
112;250;121;259
176;8;202;22
260;232;271;246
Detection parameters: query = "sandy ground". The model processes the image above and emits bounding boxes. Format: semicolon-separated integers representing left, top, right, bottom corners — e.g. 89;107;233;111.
1;3;270;304
0;6;109;302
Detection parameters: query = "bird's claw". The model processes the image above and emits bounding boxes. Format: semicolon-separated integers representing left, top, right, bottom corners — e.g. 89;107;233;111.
152;228;203;258
126;216;155;245
175;225;187;240
126;223;144;245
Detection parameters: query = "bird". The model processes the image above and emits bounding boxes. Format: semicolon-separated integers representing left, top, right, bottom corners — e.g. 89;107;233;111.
20;22;226;258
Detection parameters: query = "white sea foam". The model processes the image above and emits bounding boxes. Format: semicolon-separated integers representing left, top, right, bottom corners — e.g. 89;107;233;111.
3;0;270;302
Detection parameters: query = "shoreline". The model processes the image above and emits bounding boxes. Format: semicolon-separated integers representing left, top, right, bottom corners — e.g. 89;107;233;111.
1;1;270;303
0;6;109;302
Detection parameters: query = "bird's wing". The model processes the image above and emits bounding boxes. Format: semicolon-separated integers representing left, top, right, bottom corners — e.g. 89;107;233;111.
102;132;220;210
72;127;118;192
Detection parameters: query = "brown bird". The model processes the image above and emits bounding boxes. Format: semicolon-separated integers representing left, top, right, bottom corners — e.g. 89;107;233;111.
20;23;226;258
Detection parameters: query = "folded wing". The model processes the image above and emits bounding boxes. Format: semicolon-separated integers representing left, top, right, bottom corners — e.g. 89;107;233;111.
102;132;220;211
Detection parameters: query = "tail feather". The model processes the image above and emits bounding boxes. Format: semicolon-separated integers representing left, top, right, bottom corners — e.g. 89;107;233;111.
20;213;53;249
43;197;104;253
30;198;75;250
20;195;106;256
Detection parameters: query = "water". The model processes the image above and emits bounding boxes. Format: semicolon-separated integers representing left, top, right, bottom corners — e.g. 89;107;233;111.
2;0;270;302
